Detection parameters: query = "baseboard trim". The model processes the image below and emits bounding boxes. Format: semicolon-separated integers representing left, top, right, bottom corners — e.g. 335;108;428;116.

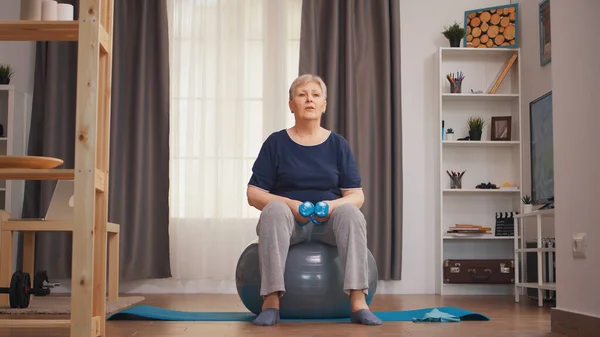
551;307;600;336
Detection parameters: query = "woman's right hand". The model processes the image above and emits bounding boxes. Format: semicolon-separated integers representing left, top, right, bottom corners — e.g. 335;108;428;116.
288;200;311;224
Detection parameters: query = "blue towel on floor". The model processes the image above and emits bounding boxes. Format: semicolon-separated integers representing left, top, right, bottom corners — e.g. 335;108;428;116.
412;308;460;322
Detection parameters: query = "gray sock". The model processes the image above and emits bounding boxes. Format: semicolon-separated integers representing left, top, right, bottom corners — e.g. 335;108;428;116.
252;308;280;326
350;309;382;325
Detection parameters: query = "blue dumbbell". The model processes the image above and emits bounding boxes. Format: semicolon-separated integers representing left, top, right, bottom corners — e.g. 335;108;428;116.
299;201;315;217
314;201;329;218
311;201;329;225
297;201;314;226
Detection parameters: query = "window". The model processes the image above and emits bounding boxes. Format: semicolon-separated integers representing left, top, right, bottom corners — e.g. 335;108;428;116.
167;0;302;220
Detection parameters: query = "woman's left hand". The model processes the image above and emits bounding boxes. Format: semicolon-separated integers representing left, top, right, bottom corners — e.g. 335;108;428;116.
313;200;334;223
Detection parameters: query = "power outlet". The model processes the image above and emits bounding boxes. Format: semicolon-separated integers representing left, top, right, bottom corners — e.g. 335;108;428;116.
572;233;587;258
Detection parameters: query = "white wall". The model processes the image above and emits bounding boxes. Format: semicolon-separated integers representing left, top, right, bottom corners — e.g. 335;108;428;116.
0;1;35;224
509;0;554;240
511;0;552;196
551;0;600;318
391;0;516;294
0;0;36;95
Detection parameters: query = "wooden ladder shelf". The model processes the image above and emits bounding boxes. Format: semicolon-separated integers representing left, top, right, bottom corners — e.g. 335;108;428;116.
0;1;118;336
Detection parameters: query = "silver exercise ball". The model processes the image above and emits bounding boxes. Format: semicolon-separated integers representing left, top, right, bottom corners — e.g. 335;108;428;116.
235;240;378;319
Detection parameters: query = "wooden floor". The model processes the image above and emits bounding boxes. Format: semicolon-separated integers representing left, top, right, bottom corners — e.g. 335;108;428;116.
1;294;561;336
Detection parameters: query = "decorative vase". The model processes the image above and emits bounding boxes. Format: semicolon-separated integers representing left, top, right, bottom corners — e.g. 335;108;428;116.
449;36;462;47
469;130;482;141
0;77;9;85
523;204;533;213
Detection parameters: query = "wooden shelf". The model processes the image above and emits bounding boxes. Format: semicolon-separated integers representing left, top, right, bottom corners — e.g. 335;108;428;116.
0;1;116;334
0;20;78;41
515;208;554;218
440;46;520;55
443;140;520;146
442;283;515;296
516;282;556;291
0;168;73;180
0;220;120;317
444;235;516;240
442;93;519;100
0;220;119;233
516;247;555;253
443;188;521;193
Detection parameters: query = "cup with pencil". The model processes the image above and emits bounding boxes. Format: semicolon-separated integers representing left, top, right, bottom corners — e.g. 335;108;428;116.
446;170;465;189
446;72;465;93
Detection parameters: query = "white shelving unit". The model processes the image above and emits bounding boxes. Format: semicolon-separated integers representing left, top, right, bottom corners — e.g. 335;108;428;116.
0;84;29;217
434;47;523;295
514;208;556;307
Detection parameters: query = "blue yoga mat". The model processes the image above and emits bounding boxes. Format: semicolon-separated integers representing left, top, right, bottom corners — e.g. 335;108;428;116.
107;305;489;322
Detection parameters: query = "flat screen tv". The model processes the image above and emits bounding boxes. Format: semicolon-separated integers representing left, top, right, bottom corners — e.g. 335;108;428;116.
529;91;554;205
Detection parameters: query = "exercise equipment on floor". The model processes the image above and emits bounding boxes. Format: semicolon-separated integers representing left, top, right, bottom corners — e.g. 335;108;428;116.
235;240;378;319
107;304;491;322
297;201;329;226
0;270;60;308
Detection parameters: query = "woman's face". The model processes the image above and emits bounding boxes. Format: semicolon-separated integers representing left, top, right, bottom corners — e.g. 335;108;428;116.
289;81;327;120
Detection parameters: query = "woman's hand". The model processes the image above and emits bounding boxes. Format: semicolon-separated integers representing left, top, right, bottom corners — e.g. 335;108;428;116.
313;201;335;223
287;200;312;224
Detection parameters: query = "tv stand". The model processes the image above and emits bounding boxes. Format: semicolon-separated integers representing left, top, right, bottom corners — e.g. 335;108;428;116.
513;208;556;306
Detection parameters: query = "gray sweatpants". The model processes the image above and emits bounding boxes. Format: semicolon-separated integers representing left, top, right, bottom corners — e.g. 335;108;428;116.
256;200;369;297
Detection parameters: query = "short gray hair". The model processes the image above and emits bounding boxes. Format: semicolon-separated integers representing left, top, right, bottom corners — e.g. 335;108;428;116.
288;74;327;101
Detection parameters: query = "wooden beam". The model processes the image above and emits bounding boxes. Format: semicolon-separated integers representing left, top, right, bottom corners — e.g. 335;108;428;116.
71;0;103;335
95;168;106;192
0;21;78;41
99;24;110;54
0;319;71;328
0;316;101;331
0;169;74;180
93;0;115;333
0;220;120;233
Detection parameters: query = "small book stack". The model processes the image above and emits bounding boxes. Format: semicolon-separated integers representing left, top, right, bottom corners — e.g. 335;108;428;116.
446;224;492;237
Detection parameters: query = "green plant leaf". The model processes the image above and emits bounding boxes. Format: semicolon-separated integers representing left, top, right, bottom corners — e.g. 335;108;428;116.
466;116;486;131
442;21;466;39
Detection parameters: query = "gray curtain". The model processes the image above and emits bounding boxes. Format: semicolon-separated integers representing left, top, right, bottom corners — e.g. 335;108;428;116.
299;0;403;280
20;0;171;281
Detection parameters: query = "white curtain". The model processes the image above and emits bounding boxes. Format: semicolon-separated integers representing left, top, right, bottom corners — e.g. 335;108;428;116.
166;0;302;292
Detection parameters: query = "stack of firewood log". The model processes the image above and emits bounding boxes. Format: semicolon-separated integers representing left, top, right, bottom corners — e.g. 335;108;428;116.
466;6;517;48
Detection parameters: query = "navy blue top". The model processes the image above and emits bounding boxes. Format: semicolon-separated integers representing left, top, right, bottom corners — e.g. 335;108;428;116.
248;129;362;204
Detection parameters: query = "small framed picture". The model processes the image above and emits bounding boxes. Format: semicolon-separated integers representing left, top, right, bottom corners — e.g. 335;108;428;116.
539;0;551;66
491;116;512;141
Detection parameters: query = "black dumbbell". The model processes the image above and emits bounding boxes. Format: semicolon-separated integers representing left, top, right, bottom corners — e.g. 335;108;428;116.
0;271;32;308
32;270;60;297
0;270;61;308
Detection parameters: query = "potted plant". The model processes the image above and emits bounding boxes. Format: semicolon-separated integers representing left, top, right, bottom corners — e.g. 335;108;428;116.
467;117;485;141
0;64;14;85
442;22;466;47
521;195;533;213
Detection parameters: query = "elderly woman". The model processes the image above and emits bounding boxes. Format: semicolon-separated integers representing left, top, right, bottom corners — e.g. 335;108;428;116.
246;74;381;326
